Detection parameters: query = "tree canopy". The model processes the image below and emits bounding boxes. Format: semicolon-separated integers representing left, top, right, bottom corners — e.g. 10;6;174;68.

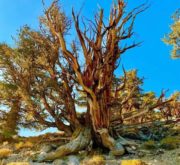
163;9;180;58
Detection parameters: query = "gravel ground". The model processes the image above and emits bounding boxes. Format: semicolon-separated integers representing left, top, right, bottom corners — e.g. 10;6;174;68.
142;148;180;165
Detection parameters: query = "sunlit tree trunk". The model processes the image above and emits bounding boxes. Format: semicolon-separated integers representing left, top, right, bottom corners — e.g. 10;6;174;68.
34;0;147;161
2;100;20;138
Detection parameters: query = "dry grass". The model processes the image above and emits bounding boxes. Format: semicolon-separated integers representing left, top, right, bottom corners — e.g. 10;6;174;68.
0;148;12;158
6;163;30;165
14;141;33;150
81;155;105;165
121;159;147;165
143;140;157;149
160;136;180;150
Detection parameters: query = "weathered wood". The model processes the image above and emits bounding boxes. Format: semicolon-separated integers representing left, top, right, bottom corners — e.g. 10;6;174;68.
110;119;180;140
98;128;125;156
35;127;91;162
112;119;180;131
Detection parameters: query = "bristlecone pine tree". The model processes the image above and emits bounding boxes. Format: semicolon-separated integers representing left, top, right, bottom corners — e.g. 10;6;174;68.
34;0;148;160
0;0;178;161
163;9;180;58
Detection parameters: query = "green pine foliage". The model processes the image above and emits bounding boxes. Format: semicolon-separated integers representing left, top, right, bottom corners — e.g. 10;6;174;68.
163;9;180;58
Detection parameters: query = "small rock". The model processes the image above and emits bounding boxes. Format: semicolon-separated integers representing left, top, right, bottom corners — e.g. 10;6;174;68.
131;146;137;150
12;135;19;140
105;160;119;165
104;153;115;160
78;150;88;156
67;155;80;165
156;149;164;155
53;159;66;165
111;142;125;156
3;141;9;146
33;152;47;162
6;154;20;162
137;151;146;158
125;146;136;154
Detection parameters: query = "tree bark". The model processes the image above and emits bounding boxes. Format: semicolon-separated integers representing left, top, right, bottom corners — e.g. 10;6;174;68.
2;100;20;138
35;126;91;162
87;94;126;156
97;128;125;156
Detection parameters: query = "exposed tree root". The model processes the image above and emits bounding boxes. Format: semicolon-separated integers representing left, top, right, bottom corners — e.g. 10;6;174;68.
98;128;138;156
34;127;138;162
98;128;125;156
35;127;91;162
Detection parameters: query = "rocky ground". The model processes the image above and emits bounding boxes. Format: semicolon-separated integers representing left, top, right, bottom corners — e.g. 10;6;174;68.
0;138;179;165
0;149;180;165
142;147;180;165
0;122;179;165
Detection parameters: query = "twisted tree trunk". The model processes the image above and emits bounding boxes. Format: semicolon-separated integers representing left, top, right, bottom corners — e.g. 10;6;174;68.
35;93;134;162
36;127;91;162
34;0;147;161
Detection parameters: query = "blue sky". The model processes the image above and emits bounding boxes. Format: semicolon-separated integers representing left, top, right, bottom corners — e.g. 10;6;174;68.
0;0;179;136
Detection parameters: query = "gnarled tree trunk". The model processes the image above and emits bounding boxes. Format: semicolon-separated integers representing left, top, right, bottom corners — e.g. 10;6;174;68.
34;0;147;161
35;127;91;162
